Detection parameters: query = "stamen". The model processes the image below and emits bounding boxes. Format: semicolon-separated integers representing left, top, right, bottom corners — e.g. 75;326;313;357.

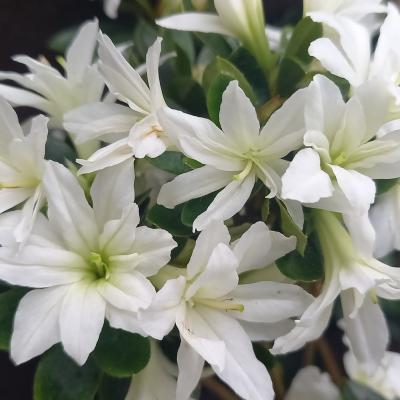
196;298;244;312
233;160;253;181
89;252;110;280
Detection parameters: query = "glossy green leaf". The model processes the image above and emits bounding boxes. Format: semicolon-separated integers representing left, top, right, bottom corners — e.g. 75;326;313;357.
376;178;398;195
277;199;308;255
148;151;191;175
276;233;324;282
195;32;232;57
45;134;76;164
97;375;131;400
94;323;150;378
203;57;256;103
0;287;28;350
147;204;193;237
253;343;275;371
277;56;305;96
206;73;233;125
34;345;102;400
181;191;218;227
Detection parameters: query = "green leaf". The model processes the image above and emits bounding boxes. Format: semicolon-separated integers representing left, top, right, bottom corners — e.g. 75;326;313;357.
181;192;218;227
276;233;324;282
34;345;102;400
147;204;193;237
203;57;257;103
148;151;191;175
341;381;386;400
376;178;398;195
94;323;150;378
133;19;158;60
277;56;305;96
206;73;233;125
253;343;275;371
45;134;76;164
229;47;269;102
277;199;308;255
195;32;232;57
261;199;270;222
0;287;28;350
97;376;130;400
284;17;322;65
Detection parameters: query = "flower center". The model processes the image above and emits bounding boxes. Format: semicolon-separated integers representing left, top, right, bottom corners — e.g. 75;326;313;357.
233;159;253;181
89;252;110;280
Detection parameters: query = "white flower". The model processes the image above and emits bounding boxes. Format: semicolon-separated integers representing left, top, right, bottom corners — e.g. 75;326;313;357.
0;160;176;365
344;350;400;400
103;0;121;18
281;74;400;253
304;0;386;26
0;97;48;243
158;80;308;231
65;36;168;174
272;210;400;372
0;20;103;131
285;366;340;400
156;0;273;73
309;3;400;93
370;183;400;258
140;221;312;400
125;340;197;400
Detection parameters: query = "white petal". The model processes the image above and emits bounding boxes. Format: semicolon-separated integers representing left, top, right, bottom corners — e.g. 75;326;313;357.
0;246;86;288
219;81;260;148
157;166;232;209
157;107;244;171
259;86;308;158
186;243;238;300
286;366;340;400
176;339;205;400
156;13;232;36
64;102;139;144
98;33;150;114
103;0;120;18
187;221;230;280
193;173;255;231
240;320;295;341
140;276;186;340
146;37;165;111
0;188;32;214
98;272;155;312
131;226;176;277
91;159;135;227
282;148;334;203
60;281;106;365
0;96;23;145
99;204;140;254
77;137;134;174
330;165;375;214
230;281;313;323
66;20;98;82
11;286;68;364
197;307;274;400
43;161;98;254
340;293;389;372
233;222;296;274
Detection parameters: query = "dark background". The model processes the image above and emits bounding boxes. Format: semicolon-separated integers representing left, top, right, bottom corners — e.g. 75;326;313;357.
0;0;301;398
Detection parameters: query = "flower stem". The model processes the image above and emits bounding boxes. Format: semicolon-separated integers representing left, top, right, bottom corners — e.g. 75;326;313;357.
315;337;345;386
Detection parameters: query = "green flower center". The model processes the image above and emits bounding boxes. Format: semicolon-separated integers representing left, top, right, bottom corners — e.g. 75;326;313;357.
89;252;110;280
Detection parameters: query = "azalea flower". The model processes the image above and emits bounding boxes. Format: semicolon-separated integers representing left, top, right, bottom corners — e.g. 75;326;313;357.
0;20;103;133
0;160;176;365
272;210;400;372
309;3;400;94
103;0;121;18
0;97;48;243
370;183;400;258
344;350;400;399
156;0;273;73
285;366;340;400
140;221;313;400
281;74;400;253
65;36;168;174
158;80;309;231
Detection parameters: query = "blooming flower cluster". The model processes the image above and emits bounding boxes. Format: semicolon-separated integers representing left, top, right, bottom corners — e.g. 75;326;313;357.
1;0;400;399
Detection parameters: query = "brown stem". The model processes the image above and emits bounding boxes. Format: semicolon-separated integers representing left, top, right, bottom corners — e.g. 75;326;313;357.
316;337;345;386
202;377;240;400
271;364;286;400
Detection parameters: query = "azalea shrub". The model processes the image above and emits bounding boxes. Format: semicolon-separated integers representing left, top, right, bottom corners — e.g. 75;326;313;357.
1;0;400;399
